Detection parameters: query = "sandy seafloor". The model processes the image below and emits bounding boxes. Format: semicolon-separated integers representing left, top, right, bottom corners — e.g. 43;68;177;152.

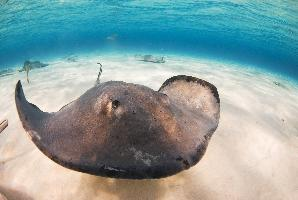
0;54;297;200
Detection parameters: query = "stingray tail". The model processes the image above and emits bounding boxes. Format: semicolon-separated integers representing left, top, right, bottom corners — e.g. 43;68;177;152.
95;62;103;85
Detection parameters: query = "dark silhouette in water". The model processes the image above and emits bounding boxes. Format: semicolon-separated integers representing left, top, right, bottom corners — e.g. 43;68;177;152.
136;55;165;63
0;119;8;134
273;81;287;89
66;55;78;62
15;75;220;179
18;60;49;83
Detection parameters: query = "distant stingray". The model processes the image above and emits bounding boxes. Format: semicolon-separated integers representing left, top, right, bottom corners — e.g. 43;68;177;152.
18;61;49;83
136;54;165;63
66;56;78;62
15;75;220;179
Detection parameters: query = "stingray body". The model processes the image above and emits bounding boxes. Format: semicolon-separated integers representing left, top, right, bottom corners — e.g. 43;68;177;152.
18;61;49;72
15;75;220;179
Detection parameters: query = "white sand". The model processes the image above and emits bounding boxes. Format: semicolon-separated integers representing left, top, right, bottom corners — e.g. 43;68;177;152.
0;54;297;200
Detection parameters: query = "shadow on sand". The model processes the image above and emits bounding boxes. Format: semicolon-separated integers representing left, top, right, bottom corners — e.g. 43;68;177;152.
78;175;166;200
76;169;216;200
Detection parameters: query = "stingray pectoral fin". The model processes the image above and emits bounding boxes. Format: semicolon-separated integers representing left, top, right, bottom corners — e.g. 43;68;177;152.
159;75;220;125
15;80;52;140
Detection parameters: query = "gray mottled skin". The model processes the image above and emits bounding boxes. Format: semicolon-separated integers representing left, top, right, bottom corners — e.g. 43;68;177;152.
15;75;220;179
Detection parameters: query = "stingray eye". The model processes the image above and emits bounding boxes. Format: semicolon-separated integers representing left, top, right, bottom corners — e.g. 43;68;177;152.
112;100;120;109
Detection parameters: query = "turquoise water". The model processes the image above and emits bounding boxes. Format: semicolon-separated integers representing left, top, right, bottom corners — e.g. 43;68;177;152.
0;1;297;79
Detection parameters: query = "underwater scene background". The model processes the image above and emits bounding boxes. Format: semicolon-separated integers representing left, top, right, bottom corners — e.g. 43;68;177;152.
0;1;297;200
0;0;297;79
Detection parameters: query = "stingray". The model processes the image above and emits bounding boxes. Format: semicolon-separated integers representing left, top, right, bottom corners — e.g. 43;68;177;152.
18;61;49;83
136;55;166;63
15;75;220;179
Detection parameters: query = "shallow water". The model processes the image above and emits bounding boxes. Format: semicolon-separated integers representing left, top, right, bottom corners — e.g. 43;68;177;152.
0;0;297;78
0;1;298;200
0;55;298;199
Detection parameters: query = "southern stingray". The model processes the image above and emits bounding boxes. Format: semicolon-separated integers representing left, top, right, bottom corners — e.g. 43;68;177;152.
15;75;220;179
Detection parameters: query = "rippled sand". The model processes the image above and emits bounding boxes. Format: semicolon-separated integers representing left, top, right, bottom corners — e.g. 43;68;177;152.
0;54;297;200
